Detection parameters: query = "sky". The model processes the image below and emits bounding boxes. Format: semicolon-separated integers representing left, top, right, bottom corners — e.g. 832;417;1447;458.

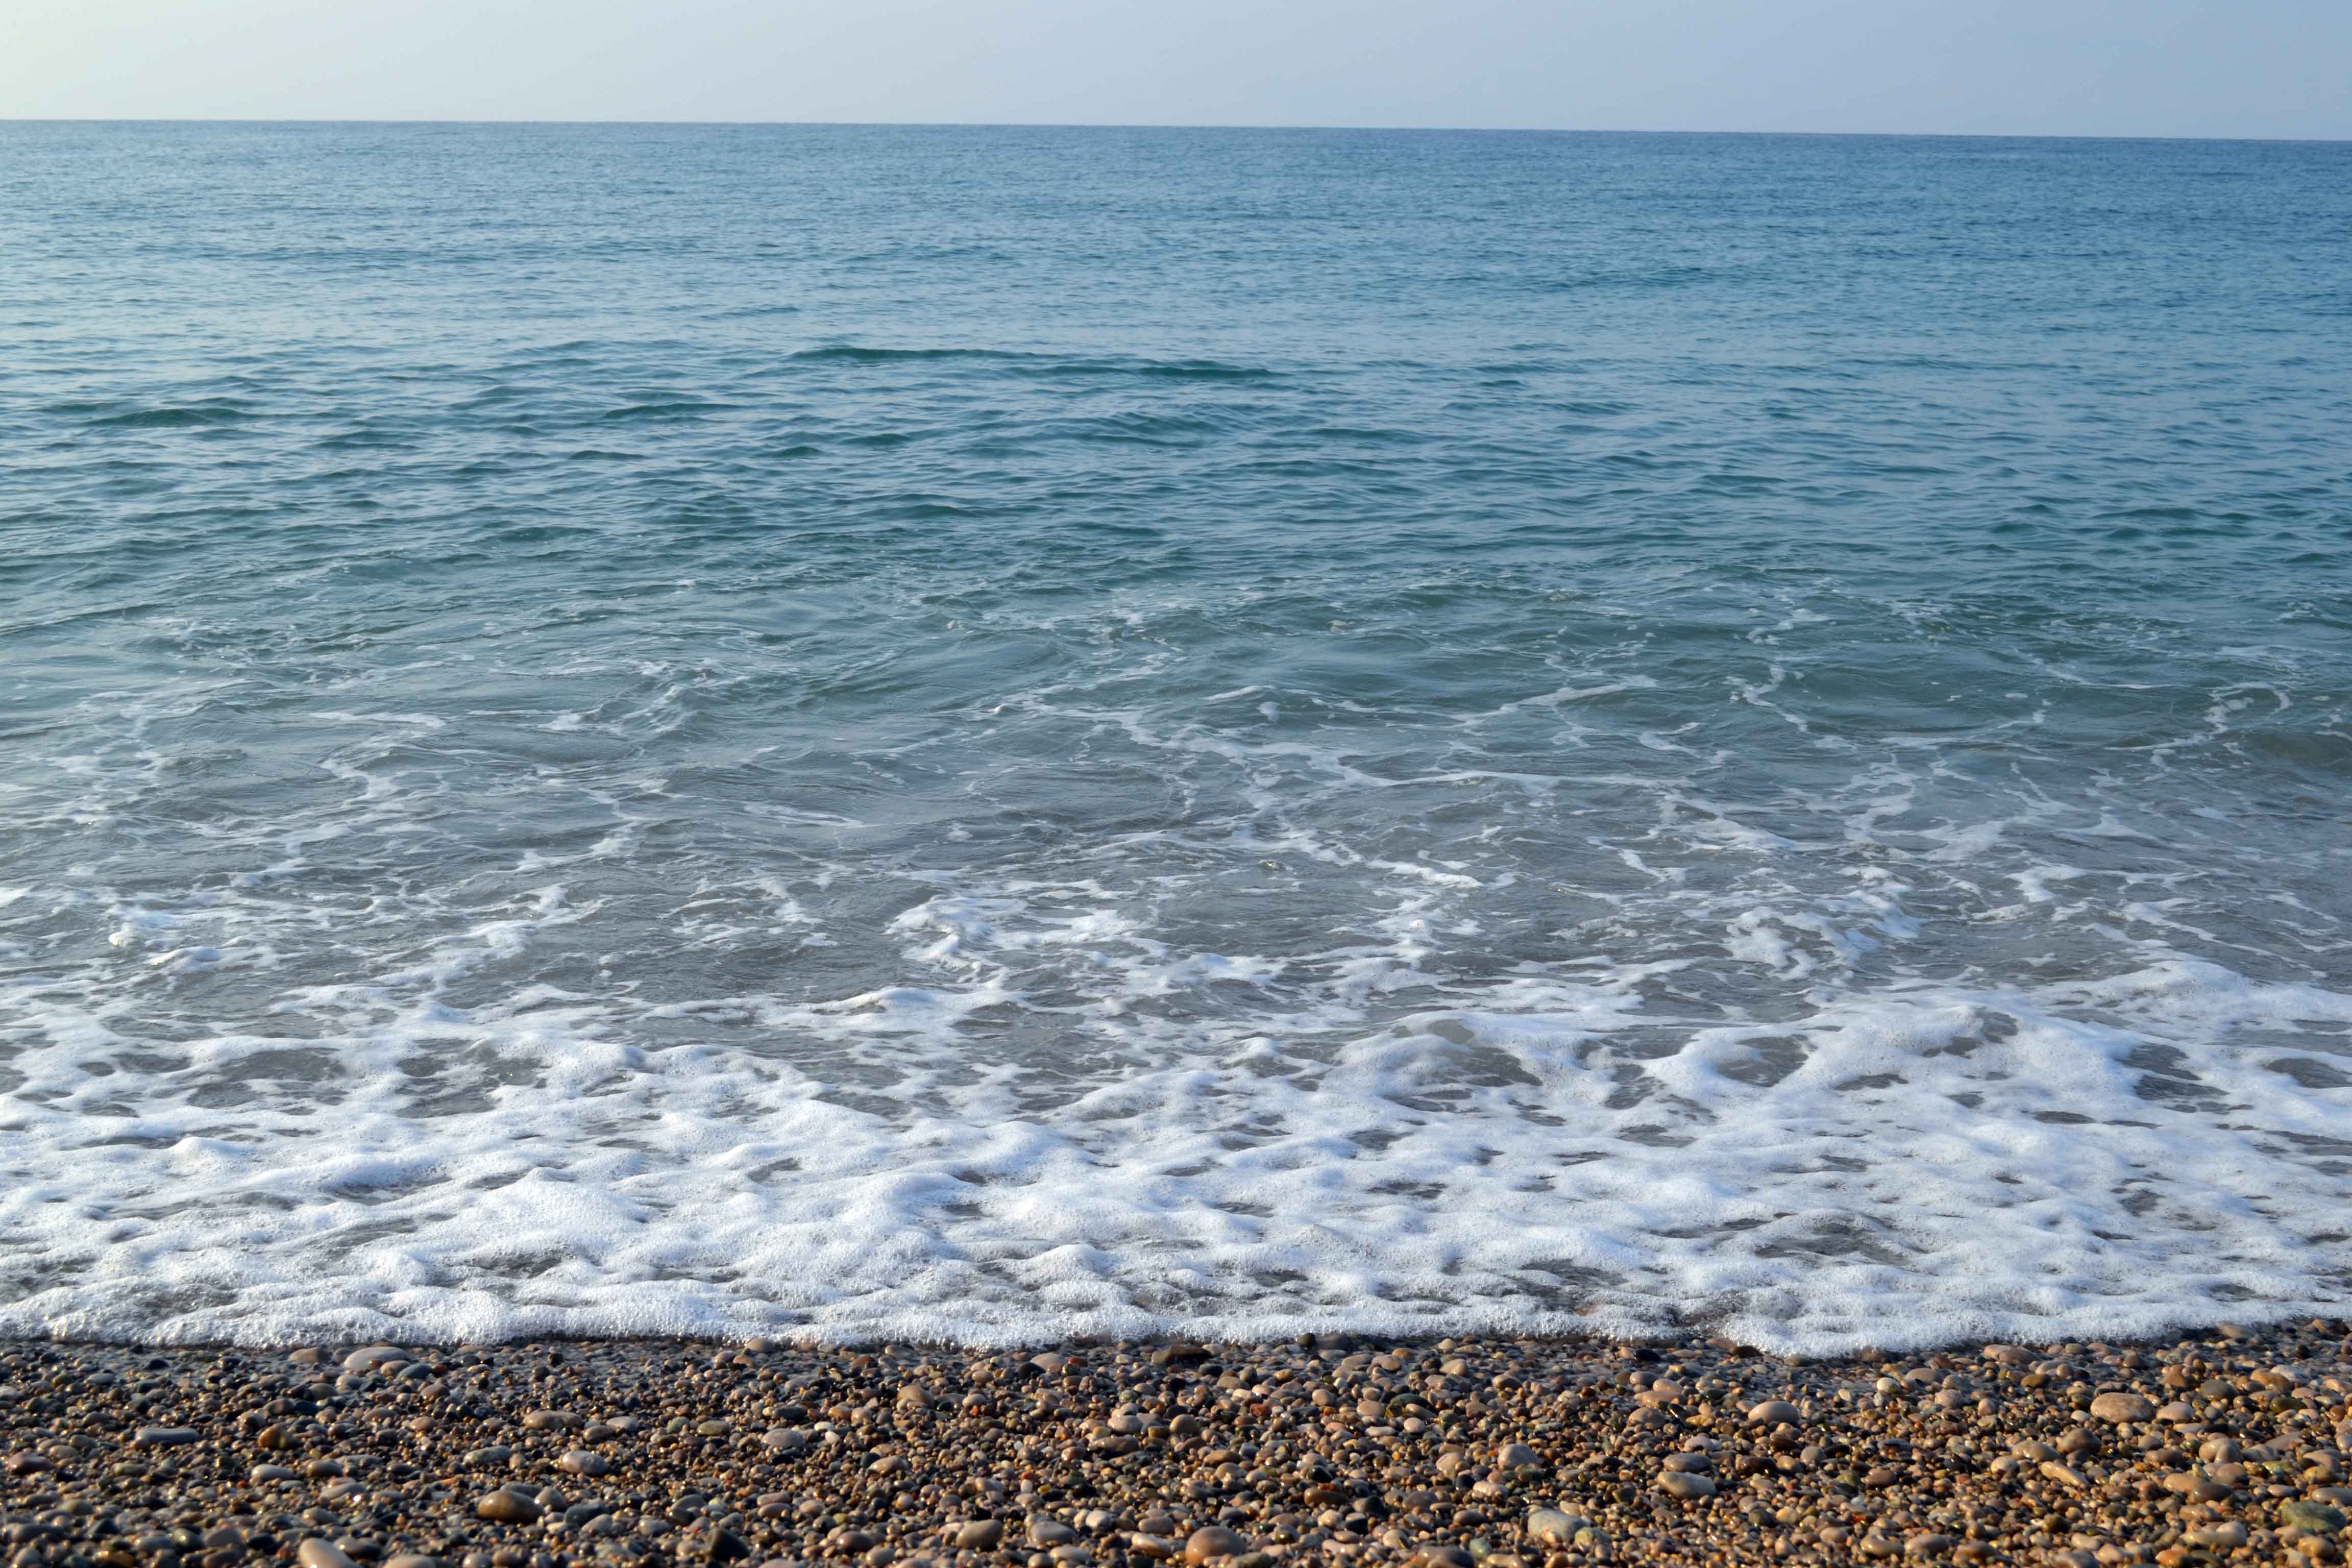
5;0;2348;138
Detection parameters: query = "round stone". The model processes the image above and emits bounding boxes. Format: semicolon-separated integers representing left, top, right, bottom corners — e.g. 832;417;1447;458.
1657;1472;1717;1500
558;1450;609;1477
2282;1502;2347;1537
2088;1392;2155;1423
1184;1526;1247;1564
1525;1510;1583;1546
298;1542;360;1568
477;1490;544;1524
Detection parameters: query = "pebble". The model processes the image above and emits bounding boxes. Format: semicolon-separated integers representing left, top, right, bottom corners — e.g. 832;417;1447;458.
1183;1525;1246;1563
1656;1472;1716;1500
952;1521;1003;1550
2187;1521;2249;1549
1524;1508;1582;1545
2089;1391;2155;1423
131;1426;198;1448
2283;1501;2348;1535
557;1449;609;1476
476;1490;543;1523
298;1540;360;1568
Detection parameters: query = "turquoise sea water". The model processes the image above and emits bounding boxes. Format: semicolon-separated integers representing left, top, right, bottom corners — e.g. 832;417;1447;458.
2;124;2349;1349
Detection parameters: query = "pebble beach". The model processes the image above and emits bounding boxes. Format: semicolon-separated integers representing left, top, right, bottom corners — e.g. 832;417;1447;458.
7;1325;2352;1568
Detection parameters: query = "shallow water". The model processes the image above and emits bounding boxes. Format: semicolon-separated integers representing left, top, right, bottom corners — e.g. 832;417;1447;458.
3;123;2350;1350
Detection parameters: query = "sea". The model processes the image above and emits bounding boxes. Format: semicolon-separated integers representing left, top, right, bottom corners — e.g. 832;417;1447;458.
2;122;2349;1353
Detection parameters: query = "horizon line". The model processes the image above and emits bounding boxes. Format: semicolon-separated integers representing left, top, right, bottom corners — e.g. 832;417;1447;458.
2;116;2347;145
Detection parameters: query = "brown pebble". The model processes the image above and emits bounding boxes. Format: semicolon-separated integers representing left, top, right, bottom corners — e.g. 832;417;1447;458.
476;1490;543;1523
1184;1526;1246;1563
2090;1391;2155;1423
298;1541;360;1568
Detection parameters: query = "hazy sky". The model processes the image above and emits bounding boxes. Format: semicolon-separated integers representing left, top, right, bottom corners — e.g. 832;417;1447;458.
7;0;2348;138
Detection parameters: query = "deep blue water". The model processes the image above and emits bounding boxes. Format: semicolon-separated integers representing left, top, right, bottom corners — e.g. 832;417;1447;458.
2;124;2349;1349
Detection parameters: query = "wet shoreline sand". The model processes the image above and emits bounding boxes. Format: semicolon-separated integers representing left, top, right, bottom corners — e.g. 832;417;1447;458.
6;1322;2351;1568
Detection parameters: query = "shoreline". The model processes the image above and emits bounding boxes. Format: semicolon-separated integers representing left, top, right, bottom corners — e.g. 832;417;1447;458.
6;1323;2350;1568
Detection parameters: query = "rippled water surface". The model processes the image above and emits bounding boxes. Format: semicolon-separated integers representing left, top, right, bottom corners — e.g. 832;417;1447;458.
3;124;2350;1349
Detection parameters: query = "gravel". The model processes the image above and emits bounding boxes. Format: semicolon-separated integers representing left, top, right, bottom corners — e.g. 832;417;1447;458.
5;1322;2352;1568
